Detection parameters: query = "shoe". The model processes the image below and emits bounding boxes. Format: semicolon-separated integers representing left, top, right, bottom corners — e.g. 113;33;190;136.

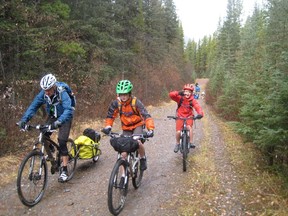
189;143;196;149
174;144;180;153
140;158;147;171
119;177;125;189
49;144;55;153
58;170;68;183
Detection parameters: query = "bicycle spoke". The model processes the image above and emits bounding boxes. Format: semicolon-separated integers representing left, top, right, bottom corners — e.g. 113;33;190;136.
17;151;48;207
108;160;128;215
66;138;77;181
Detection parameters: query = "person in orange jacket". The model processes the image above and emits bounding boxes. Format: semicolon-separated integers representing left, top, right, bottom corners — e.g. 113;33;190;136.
102;80;155;171
169;84;204;153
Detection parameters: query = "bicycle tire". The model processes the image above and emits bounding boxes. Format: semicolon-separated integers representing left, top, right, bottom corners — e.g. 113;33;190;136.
92;148;101;163
108;159;128;215
17;150;48;207
182;132;188;172
132;151;143;189
66;138;77;181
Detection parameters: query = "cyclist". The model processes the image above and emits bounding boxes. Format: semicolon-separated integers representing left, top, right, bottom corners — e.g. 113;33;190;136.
194;82;201;99
17;74;74;182
102;79;155;171
169;84;204;153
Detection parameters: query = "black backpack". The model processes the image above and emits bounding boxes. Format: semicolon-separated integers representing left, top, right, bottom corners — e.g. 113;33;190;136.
177;97;193;110
83;128;101;143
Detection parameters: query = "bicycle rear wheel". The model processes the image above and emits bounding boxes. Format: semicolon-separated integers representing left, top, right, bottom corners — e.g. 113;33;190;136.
17;150;48;207
108;159;128;215
66;138;77;181
132;152;143;189
182;132;188;172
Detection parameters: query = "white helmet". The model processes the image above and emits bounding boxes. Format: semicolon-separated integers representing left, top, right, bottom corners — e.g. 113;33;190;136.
40;74;57;90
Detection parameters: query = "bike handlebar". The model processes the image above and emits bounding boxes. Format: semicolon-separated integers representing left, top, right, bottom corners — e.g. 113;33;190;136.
16;123;56;133
167;116;199;120
101;129;151;140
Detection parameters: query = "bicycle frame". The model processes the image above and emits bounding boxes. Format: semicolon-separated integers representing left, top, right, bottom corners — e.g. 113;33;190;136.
106;132;148;215
33;126;61;173
32;126;76;176
116;150;140;183
17;124;77;207
180;118;190;152
167;116;195;172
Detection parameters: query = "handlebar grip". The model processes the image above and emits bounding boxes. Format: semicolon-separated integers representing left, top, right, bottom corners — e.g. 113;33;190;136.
194;114;203;120
167;116;176;119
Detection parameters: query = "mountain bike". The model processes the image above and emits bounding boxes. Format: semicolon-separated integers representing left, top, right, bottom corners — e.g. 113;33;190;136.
167;115;201;172
103;131;150;215
16;124;77;207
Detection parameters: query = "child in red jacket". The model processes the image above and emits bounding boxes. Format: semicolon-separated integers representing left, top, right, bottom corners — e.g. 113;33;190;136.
169;84;204;153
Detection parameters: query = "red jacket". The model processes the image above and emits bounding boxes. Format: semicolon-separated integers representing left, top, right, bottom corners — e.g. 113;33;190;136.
169;91;204;118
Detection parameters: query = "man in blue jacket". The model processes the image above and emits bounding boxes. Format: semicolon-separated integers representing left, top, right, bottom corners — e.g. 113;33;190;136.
18;74;74;182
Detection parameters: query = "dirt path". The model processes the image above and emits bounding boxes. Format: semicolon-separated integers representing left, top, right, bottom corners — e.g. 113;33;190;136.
0;79;245;215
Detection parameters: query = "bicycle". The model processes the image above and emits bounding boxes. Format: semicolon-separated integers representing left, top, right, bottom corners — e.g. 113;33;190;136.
16;124;77;207
103;130;150;215
167;115;201;172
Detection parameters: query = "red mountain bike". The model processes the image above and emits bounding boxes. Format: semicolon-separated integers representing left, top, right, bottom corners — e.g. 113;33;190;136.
167;115;201;172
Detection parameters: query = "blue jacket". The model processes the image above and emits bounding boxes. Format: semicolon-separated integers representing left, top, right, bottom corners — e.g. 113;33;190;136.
21;82;74;124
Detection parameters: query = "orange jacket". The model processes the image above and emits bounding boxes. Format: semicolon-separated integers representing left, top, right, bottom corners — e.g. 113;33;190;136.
105;96;155;131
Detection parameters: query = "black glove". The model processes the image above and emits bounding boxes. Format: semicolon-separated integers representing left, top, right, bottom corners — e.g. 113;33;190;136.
178;91;185;96
49;120;61;130
146;130;154;137
17;121;26;130
102;126;111;135
195;114;203;119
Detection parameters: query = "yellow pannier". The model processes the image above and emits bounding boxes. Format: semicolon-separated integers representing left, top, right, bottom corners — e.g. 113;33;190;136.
74;135;100;159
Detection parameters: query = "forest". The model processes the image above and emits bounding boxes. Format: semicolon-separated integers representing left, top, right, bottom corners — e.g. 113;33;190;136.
0;0;287;176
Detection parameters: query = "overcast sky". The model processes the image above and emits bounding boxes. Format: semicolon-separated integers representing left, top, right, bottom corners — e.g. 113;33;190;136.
173;0;265;42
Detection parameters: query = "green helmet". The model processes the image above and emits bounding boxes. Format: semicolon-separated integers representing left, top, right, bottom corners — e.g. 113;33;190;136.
116;80;133;94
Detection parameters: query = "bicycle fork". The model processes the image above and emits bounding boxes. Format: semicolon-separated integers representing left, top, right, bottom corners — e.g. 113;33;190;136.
29;144;46;180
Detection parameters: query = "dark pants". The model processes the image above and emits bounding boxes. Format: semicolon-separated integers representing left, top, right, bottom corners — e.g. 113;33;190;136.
122;125;143;136
46;117;72;156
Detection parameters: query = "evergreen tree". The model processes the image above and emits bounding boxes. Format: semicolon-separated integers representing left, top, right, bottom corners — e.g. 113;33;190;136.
163;0;179;44
209;0;243;118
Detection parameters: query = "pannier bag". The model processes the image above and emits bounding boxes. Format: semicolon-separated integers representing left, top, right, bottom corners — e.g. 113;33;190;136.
74;135;100;159
110;137;139;153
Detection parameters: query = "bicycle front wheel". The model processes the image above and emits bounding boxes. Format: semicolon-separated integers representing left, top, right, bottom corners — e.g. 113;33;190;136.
182;132;188;172
132;152;143;189
108;159;128;215
66;138;77;181
17;150;48;207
